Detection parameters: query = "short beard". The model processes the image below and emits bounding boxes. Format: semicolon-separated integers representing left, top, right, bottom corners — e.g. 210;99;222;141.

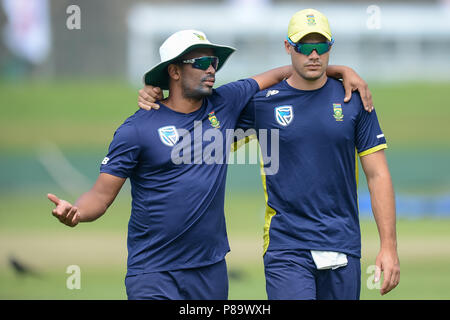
299;70;325;81
181;77;213;100
296;63;326;81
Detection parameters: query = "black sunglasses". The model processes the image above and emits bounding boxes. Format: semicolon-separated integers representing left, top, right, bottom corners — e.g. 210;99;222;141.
180;56;219;71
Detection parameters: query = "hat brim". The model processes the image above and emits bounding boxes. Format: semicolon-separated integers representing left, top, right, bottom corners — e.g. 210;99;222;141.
290;28;332;42
143;44;236;90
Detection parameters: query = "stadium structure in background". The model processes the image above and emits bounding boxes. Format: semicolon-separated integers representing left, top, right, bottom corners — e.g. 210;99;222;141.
127;2;450;86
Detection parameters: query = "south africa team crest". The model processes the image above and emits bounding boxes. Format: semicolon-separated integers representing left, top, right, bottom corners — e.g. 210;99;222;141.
193;32;206;41
158;125;179;147
306;14;316;26
274;105;294;126
208;111;220;128
333;103;344;121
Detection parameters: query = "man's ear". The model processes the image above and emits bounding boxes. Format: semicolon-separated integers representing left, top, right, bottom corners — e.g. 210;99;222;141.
284;40;291;55
167;64;181;81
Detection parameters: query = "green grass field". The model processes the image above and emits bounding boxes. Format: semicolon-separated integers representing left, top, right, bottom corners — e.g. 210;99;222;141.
1;80;449;299
1;192;450;299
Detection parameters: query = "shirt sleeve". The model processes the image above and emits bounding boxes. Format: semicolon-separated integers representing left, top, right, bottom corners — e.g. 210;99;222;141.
356;106;388;157
100;120;141;178
215;78;260;114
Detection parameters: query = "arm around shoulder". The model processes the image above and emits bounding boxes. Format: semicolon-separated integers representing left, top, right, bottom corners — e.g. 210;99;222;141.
251;65;292;90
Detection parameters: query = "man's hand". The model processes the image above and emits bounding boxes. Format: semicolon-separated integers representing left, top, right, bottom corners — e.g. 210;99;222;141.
138;85;163;110
374;247;400;295
47;193;80;227
341;68;374;112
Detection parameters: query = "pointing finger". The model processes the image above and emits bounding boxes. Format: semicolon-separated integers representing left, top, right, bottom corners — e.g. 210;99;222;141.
47;193;60;206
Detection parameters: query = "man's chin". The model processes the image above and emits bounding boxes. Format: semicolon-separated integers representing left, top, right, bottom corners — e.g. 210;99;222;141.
183;87;213;100
199;86;214;96
302;70;325;81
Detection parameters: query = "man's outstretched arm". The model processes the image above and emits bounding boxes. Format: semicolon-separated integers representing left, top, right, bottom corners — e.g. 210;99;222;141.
47;173;126;227
360;149;400;295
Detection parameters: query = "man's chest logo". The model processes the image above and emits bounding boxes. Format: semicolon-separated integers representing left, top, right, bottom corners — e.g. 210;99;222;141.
333;103;344;121
208;111;220;128
274;105;294;126
158;126;179;147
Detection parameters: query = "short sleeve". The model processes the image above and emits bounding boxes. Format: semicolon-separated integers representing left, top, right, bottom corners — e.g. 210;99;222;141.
356;107;388;157
100;121;141;178
215;78;260;114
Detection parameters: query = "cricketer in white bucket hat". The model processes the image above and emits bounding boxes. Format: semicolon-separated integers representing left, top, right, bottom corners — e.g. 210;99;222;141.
143;30;236;90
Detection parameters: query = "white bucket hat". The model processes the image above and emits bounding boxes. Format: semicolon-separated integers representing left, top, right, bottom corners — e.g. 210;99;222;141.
143;29;236;90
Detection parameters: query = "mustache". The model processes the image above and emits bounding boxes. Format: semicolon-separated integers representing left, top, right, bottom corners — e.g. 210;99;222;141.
202;76;215;82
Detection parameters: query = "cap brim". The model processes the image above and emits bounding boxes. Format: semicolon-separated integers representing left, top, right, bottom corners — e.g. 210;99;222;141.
290;28;332;42
143;44;236;90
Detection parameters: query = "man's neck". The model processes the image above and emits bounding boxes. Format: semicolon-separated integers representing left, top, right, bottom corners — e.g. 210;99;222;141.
162;94;203;114
286;72;328;91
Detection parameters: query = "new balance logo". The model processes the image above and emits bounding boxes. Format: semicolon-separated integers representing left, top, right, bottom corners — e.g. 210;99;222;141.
266;90;279;98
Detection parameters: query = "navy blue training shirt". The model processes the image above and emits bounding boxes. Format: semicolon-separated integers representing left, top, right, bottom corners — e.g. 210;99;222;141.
237;78;387;258
100;79;259;275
